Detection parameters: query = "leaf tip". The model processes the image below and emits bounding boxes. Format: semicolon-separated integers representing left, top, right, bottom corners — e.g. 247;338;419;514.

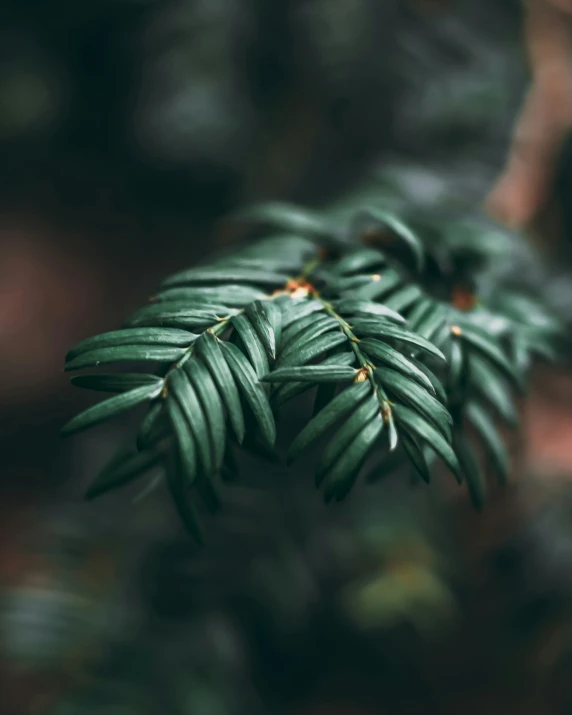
60;421;75;438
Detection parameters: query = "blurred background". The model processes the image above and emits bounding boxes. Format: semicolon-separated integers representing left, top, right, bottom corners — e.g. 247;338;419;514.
4;0;572;713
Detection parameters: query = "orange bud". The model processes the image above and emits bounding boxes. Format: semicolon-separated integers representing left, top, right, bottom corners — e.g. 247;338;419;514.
451;286;477;311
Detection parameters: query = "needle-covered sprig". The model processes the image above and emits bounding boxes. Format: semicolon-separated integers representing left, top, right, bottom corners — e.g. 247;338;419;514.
62;195;562;541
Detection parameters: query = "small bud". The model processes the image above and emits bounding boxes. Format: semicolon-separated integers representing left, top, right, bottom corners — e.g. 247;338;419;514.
291;287;309;299
451;286;477;311
451;325;462;336
354;367;369;383
371;274;382;282
284;278;315;298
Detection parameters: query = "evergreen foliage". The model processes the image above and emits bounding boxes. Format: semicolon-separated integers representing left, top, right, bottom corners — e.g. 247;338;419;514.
62;187;562;542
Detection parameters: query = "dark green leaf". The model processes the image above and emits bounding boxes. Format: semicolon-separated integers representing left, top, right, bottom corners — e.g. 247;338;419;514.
445;337;464;389
384;402;399;451
168;370;213;475
165;448;203;545
224;255;304;273
513;339;530;376
219;341;276;449
279;318;340;362
66;327;196;361
264;299;283;351
234;201;330;237
351;321;446;362
383;285;423;313
282;314;338;352
358;338;435;394
464;309;512;339
392;404;461;482
263;365;357;383
407;299;435;331
185;359;227;472
453;431;486;509
275;330;348;369
522;333;558;362
162;266;290;289
124;307;225;330
351;270;402;301
154;285;265;307
409;359;447;403
197;332;245;443
230;314;269;379
166;395;198;484
433;324;466;391
271;352;356;408
225;234;316;267
281;299;324;329
332;274;374;292
355;208;425;272
322;415;385;502
131;299;231;316
71;373;163;393
376;368;452;437
316;395;380;484
456;322;523;390
415;304;447;341
245;301;276;360
495;292;563;333
468;354;518;425
62;383;162;436
137;402;168;451
332;248;385;275
334;299;406;324
65;345;187;371
85;445;164;500
466;401;510;484
401;434;431;484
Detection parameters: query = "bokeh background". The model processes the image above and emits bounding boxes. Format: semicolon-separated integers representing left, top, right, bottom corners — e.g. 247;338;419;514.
3;0;572;713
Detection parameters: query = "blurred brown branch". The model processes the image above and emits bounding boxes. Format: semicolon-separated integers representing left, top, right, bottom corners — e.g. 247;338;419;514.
487;0;572;229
